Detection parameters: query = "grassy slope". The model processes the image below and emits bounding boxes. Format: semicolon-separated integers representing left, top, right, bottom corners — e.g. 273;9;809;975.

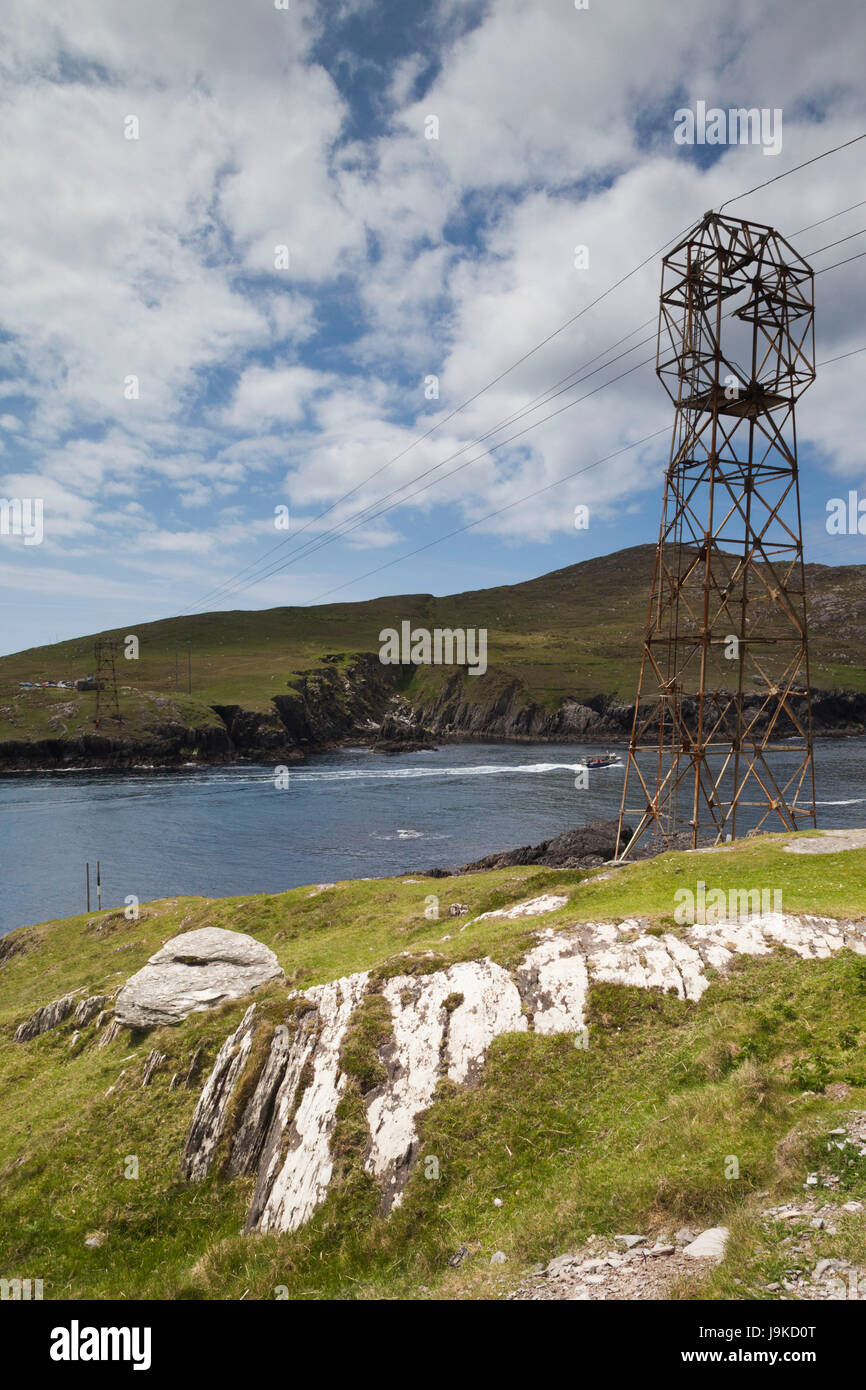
2;546;866;744
1;834;865;1300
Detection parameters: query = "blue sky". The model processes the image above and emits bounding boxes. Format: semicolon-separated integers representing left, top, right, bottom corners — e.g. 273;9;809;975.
1;0;865;654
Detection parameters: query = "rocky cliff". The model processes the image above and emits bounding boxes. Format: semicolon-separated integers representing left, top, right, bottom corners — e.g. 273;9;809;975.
2;650;865;771
0;714;235;770
400;678;866;745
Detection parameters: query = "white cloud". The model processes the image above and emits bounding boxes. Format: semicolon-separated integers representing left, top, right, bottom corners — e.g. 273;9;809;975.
0;0;864;654
223;365;335;430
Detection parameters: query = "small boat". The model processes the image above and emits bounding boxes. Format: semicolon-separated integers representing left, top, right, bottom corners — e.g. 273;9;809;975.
583;751;619;769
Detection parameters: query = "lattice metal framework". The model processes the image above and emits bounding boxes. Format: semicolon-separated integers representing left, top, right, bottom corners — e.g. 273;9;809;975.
615;211;817;858
94;636;122;729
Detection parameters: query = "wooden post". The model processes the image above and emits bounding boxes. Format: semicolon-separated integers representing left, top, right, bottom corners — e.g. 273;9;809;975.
96;860;102;911
86;861;91;913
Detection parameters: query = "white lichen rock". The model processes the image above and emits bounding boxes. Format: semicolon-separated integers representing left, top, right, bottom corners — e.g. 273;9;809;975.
115;927;283;1030
588;931;709;1001
180;908;866;1238
516;933;588;1034
472;893;568;922
255;973;369;1234
366;960;526;1209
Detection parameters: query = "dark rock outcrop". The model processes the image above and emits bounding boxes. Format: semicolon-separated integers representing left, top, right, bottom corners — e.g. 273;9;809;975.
210;705;300;758
0;719;233;771
14;989;110;1042
409;679;866;746
141;1048;166;1087
0;928;36;968
410;676;629;744
73;994;108;1026
180;1004;258;1180
14;992;81;1042
272;653;408;745
460;818;630;873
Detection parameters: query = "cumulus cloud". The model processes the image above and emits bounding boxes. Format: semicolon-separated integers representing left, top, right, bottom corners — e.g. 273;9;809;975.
0;0;864;650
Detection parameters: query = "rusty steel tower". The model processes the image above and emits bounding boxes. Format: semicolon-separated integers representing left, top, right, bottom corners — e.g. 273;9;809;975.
94;636;123;729
615;211;817;858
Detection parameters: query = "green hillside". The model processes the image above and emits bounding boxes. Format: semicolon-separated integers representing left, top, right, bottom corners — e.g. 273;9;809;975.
2;544;866;749
1;834;865;1301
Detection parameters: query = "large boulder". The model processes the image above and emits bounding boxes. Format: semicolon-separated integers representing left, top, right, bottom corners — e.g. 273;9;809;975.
115;928;283;1030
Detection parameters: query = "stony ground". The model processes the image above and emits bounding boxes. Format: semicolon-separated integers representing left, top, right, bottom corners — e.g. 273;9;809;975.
508;1227;718;1301
507;1110;866;1301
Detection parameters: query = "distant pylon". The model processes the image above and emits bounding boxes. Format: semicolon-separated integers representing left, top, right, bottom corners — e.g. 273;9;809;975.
615;211;817;858
94;637;122;729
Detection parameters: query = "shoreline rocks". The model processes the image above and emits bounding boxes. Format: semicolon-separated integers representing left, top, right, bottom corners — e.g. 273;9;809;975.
3;663;865;772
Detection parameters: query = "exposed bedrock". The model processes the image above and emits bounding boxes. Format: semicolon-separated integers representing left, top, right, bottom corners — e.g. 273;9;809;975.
271;654;409;745
403;679;866;745
14;989;109;1043
181;909;866;1236
210;705;300;758
460;819;629;872
0;721;233;770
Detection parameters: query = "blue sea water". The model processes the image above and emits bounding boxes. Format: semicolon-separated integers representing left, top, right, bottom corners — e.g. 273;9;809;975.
2;738;865;934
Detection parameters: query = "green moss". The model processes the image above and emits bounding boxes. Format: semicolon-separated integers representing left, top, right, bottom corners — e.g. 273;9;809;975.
586;980;691;1033
331;1080;370;1167
369;954;445;989
339;993;393;1095
213;1021;277;1173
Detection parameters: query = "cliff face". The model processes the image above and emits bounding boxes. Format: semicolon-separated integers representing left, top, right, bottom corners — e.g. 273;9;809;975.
401;676;866;745
405;677;631;742
271;653;409;745
2;652;865;770
0;718;234;770
0;656;407;769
